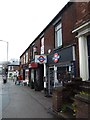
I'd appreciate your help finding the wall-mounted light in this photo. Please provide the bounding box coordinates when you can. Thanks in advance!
[33,46,37,52]
[48,49,52,54]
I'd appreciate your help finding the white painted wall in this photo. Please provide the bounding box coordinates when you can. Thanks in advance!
[78,35,89,80]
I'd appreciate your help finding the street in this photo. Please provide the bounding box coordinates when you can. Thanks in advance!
[0,75,55,118]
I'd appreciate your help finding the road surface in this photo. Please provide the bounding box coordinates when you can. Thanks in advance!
[0,75,55,118]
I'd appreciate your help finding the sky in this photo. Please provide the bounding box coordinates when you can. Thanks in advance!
[0,0,70,62]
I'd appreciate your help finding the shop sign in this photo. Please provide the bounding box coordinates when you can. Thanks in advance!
[35,55,47,64]
[48,46,74,65]
[52,53,59,63]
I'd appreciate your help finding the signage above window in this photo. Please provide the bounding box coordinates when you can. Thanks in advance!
[29,62,38,68]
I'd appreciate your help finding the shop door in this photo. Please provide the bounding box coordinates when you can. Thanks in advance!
[50,68,54,86]
[25,69,29,80]
[48,67,54,94]
[23,69,25,80]
[87,35,90,80]
[57,67,66,83]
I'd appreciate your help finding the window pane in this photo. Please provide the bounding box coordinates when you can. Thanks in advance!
[55,23,62,48]
[40,37,44,54]
[57,30,60,47]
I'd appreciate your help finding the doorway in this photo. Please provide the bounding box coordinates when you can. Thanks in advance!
[87,35,90,80]
[48,67,54,94]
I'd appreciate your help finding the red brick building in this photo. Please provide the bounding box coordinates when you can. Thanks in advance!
[20,1,90,93]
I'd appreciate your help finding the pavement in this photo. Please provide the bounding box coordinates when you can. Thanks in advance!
[0,76,58,119]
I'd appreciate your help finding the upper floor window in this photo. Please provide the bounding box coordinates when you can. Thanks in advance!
[55,22,62,48]
[40,37,44,55]
[24,55,25,64]
[26,52,28,63]
[20,57,23,65]
[32,46,34,59]
[30,43,36,60]
[32,46,38,59]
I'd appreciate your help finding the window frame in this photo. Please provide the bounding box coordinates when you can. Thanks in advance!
[40,36,44,55]
[55,22,62,48]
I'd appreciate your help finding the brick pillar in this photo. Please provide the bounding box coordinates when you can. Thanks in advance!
[52,87,66,112]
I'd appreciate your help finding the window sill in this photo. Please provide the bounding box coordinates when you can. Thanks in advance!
[53,45,63,51]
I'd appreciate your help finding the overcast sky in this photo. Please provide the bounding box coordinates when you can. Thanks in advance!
[0,0,69,62]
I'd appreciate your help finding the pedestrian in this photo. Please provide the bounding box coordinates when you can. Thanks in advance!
[18,75,23,85]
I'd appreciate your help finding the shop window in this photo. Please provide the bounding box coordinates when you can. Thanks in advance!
[55,22,62,48]
[25,69,29,80]
[57,66,72,83]
[57,67,66,83]
[31,69,34,82]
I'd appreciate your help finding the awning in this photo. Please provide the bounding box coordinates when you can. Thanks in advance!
[29,62,38,68]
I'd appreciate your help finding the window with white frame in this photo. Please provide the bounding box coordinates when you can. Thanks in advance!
[40,37,44,55]
[26,52,28,63]
[24,55,25,64]
[32,46,35,59]
[55,22,62,48]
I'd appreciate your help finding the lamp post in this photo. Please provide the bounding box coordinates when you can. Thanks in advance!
[0,40,8,62]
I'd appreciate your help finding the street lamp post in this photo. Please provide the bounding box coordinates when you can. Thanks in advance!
[0,40,8,62]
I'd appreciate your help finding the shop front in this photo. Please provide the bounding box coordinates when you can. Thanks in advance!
[22,64,27,80]
[29,62,44,90]
[47,45,76,94]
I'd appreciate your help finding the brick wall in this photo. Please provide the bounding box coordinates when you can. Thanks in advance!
[75,96,90,118]
[34,38,40,55]
[75,2,90,27]
[62,3,76,46]
[44,25,54,54]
